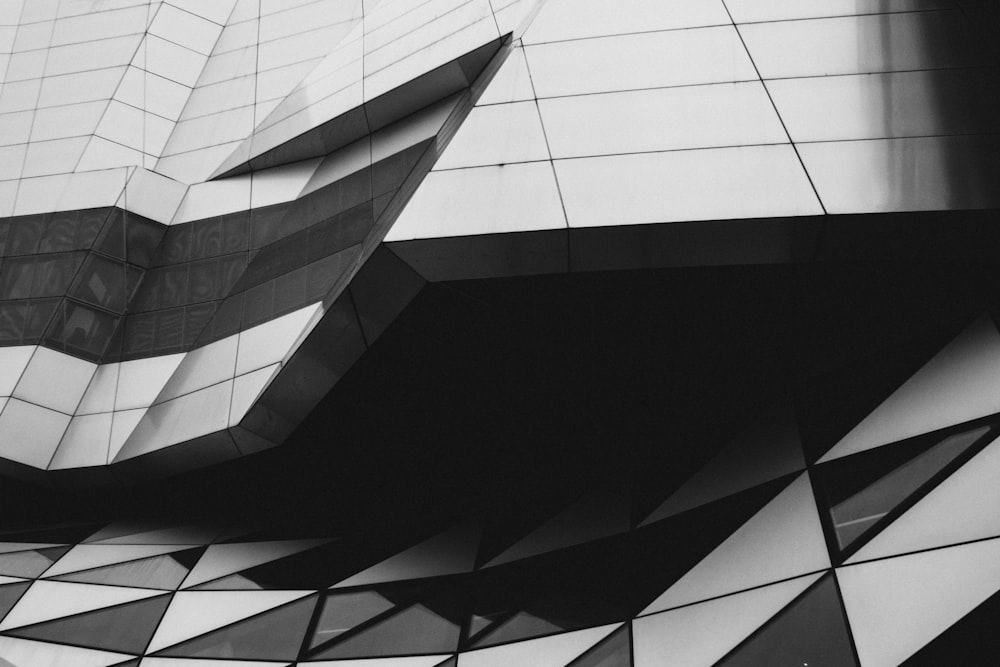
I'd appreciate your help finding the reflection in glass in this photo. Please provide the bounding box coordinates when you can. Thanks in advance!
[829,425,989,550]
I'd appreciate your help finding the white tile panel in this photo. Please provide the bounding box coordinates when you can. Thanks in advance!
[838,538,1000,667]
[115,353,185,411]
[37,66,126,107]
[172,175,251,223]
[229,364,280,426]
[13,346,96,415]
[168,0,237,25]
[29,101,106,142]
[249,159,322,208]
[798,136,1000,214]
[0,346,34,396]
[525,26,757,99]
[435,101,549,170]
[0,581,163,630]
[727,0,952,23]
[386,162,566,241]
[122,167,187,223]
[155,336,237,403]
[109,408,145,462]
[163,105,254,155]
[235,303,322,376]
[76,136,145,171]
[50,5,149,47]
[0,110,32,146]
[458,624,621,667]
[539,82,786,159]
[76,363,119,415]
[0,79,41,113]
[0,398,71,468]
[121,379,232,457]
[477,46,534,105]
[21,136,89,177]
[0,144,25,180]
[522,0,730,44]
[0,638,131,667]
[146,590,312,653]
[44,33,141,77]
[12,21,53,51]
[5,50,46,81]
[155,141,245,184]
[148,3,221,55]
[557,144,822,228]
[116,66,192,120]
[143,35,207,87]
[49,413,112,469]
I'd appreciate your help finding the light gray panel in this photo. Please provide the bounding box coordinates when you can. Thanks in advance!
[539,82,786,159]
[798,135,1000,213]
[556,144,822,228]
[768,69,1000,142]
[526,26,757,99]
[741,11,979,79]
[728,0,951,23]
[523,0,729,43]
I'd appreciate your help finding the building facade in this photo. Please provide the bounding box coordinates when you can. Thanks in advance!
[0,0,998,664]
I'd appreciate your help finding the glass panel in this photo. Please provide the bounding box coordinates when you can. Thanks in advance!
[0,581,30,623]
[156,594,316,659]
[43,301,118,359]
[311,590,463,659]
[826,425,990,551]
[309,590,396,650]
[716,575,856,667]
[8,594,171,654]
[567,623,631,667]
[70,255,142,313]
[51,549,201,590]
[31,252,86,297]
[0,547,69,578]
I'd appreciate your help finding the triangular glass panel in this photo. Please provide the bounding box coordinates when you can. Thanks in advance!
[0,582,29,623]
[311,588,464,659]
[49,548,203,589]
[308,589,398,650]
[813,422,993,557]
[566,622,631,667]
[716,574,857,666]
[4,594,170,654]
[0,546,69,578]
[154,594,317,660]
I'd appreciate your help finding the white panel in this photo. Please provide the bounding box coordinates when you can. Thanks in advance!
[146,590,312,653]
[12,21,52,51]
[42,543,195,578]
[0,397,70,463]
[148,3,221,55]
[229,364,279,426]
[21,136,89,178]
[6,50,47,81]
[0,143,25,179]
[168,0,237,25]
[235,303,323,376]
[109,408,145,462]
[142,660,290,667]
[0,346,34,396]
[15,169,128,216]
[49,413,112,469]
[76,136,145,171]
[164,105,255,155]
[299,136,371,198]
[459,624,621,667]
[182,539,328,588]
[13,347,96,414]
[37,67,127,107]
[386,162,566,241]
[45,33,142,77]
[155,141,243,185]
[798,135,1000,214]
[822,315,1000,462]
[334,520,482,588]
[849,435,1000,563]
[29,100,107,142]
[116,66,192,121]
[556,145,822,228]
[436,101,549,170]
[144,35,207,87]
[478,46,534,105]
[306,659,446,667]
[370,94,459,163]
[0,111,32,147]
[526,26,757,98]
[0,581,163,629]
[633,573,823,667]
[642,401,805,523]
[727,0,951,22]
[0,179,15,216]
[172,175,251,223]
[0,637,131,667]
[538,82,786,159]
[96,99,149,151]
[0,79,41,114]
[156,336,237,403]
[643,473,830,614]
[76,364,119,415]
[838,537,1000,667]
[120,380,232,458]
[123,168,187,223]
[115,353,185,411]
[50,5,148,46]
[522,0,729,43]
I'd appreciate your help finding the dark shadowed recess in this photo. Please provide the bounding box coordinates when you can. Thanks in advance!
[0,259,995,535]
